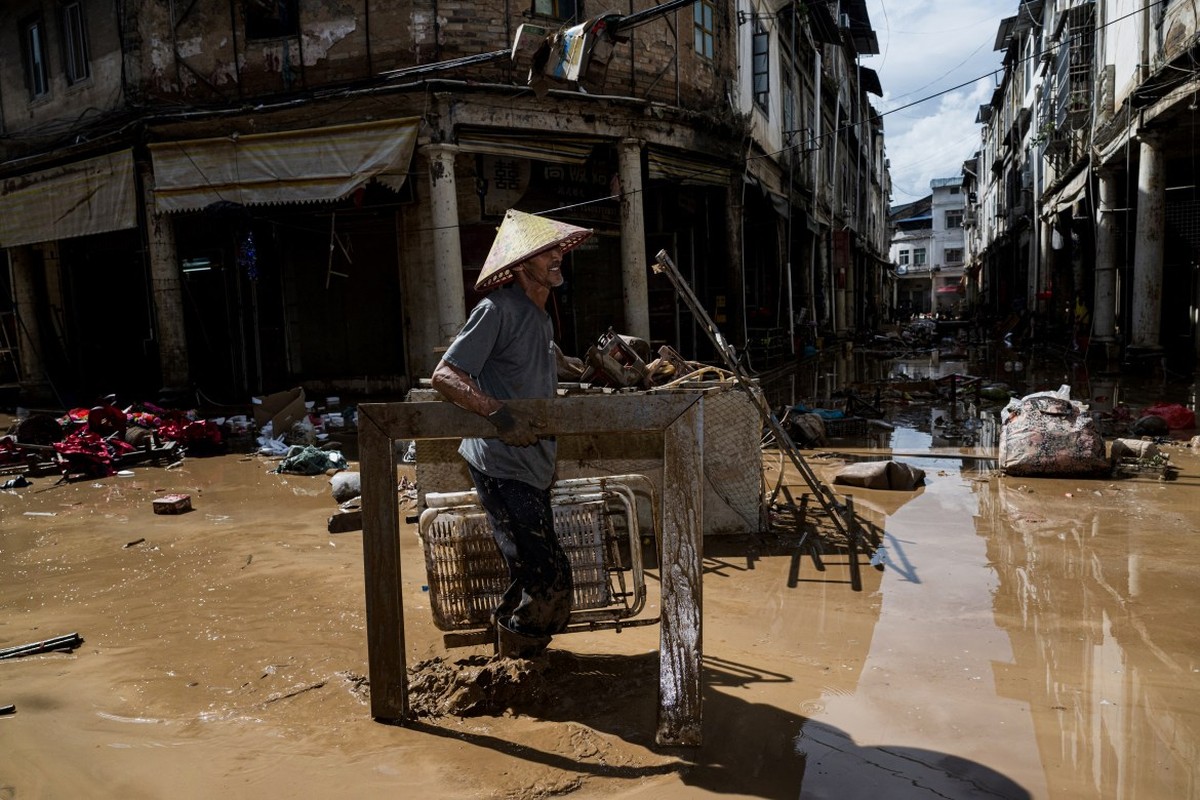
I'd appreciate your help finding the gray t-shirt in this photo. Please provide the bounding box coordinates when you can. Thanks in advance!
[442,285,557,489]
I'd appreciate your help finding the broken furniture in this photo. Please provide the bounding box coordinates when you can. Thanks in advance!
[419,475,657,648]
[408,382,763,537]
[357,393,704,746]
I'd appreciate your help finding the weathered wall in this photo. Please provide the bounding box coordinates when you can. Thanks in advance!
[130,0,729,112]
[0,0,124,145]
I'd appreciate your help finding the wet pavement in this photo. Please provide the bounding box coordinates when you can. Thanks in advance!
[1,350,1198,798]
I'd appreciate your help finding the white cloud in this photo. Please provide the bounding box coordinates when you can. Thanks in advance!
[862,0,1013,202]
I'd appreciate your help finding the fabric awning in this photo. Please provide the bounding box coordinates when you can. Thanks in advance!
[148,117,419,213]
[647,145,732,187]
[0,150,138,248]
[1043,166,1089,217]
[454,129,599,164]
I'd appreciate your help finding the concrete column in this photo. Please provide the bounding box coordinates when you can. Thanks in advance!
[7,246,51,398]
[140,163,190,390]
[834,266,847,336]
[1093,167,1120,344]
[1037,220,1053,316]
[618,139,650,340]
[1131,134,1165,350]
[425,144,466,343]
[726,175,745,348]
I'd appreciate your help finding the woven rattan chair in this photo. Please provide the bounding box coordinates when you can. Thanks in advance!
[418,475,657,647]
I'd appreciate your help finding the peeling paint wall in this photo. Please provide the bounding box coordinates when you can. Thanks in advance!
[108,0,730,111]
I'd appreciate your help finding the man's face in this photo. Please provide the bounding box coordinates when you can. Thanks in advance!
[519,245,565,288]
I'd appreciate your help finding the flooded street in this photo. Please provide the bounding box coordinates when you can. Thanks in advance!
[2,351,1198,799]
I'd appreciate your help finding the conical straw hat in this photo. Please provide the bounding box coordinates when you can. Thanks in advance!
[475,209,594,291]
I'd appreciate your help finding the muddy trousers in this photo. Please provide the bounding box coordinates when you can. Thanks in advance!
[468,466,573,639]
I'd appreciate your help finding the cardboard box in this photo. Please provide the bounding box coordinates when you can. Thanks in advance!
[252,387,306,436]
[152,494,192,514]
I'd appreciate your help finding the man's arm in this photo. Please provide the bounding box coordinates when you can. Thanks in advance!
[431,359,503,417]
[430,359,541,446]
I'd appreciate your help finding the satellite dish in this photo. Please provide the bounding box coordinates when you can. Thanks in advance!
[896,265,908,275]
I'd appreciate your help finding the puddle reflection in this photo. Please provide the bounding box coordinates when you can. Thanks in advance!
[772,344,1199,798]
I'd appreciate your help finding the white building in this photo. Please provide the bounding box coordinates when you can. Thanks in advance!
[889,177,966,318]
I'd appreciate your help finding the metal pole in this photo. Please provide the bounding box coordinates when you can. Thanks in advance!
[653,250,859,549]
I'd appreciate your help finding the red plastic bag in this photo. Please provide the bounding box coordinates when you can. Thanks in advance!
[1141,404,1195,430]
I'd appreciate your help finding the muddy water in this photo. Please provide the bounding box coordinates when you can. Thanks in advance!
[2,395,1199,799]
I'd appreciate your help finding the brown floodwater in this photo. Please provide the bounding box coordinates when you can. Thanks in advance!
[1,356,1198,800]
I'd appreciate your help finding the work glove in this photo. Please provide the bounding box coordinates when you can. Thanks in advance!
[488,404,543,447]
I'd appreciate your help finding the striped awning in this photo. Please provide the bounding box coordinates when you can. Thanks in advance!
[148,117,419,213]
[0,150,137,248]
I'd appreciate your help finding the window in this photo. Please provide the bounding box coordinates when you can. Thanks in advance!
[752,20,769,112]
[693,0,715,59]
[913,248,927,266]
[782,68,796,140]
[948,186,961,195]
[245,0,300,40]
[898,250,910,265]
[945,248,964,264]
[61,2,91,84]
[534,0,579,20]
[21,14,50,99]
[946,210,963,229]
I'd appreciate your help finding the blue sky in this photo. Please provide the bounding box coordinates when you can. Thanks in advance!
[861,0,1015,204]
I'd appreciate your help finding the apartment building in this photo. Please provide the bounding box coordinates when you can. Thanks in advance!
[0,1,890,404]
[965,0,1199,364]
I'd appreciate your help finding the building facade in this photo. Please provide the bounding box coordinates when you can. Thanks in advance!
[965,0,1199,366]
[1,0,889,406]
[889,178,967,319]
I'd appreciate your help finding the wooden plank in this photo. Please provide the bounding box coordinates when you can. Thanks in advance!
[358,393,700,440]
[656,399,704,746]
[358,412,408,722]
[355,391,705,733]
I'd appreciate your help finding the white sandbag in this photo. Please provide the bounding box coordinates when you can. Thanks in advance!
[1109,438,1160,463]
[330,471,361,503]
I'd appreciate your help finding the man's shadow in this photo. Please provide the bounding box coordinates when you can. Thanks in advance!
[403,650,1030,799]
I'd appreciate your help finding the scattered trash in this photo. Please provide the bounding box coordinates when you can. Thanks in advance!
[123,537,146,548]
[23,511,56,517]
[1138,403,1195,431]
[152,494,193,514]
[252,387,308,440]
[0,632,83,660]
[1,476,30,489]
[1110,439,1160,462]
[0,704,15,716]
[330,471,361,504]
[869,547,888,567]
[999,386,1109,477]
[327,509,363,534]
[1129,415,1170,437]
[274,445,348,475]
[833,460,926,491]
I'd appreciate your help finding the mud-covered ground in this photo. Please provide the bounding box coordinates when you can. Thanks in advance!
[2,403,1199,799]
